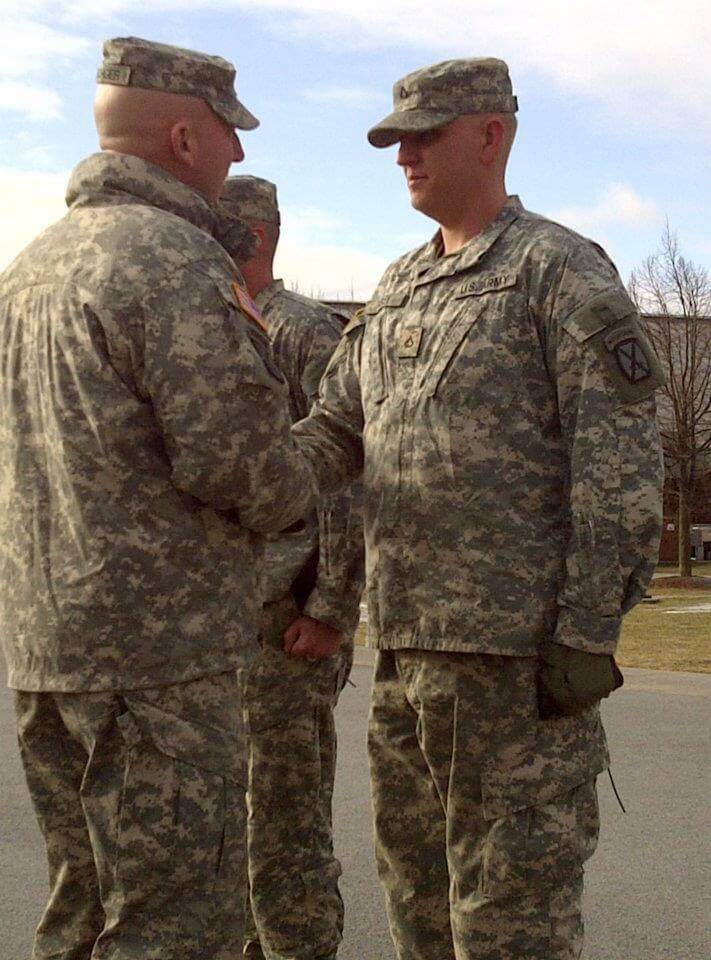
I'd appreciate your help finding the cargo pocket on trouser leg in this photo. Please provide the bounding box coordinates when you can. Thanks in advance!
[102,692,246,960]
[480,780,597,895]
[473,780,599,960]
[114,697,244,885]
[254,859,344,960]
[301,859,344,956]
[459,706,607,960]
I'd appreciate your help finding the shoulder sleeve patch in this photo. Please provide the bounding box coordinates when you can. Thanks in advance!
[562,289,634,343]
[231,281,269,334]
[562,289,665,405]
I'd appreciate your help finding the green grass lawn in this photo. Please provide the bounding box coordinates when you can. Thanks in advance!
[654,560,711,577]
[618,564,711,672]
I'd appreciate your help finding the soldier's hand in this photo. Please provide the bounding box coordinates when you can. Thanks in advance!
[537,640,624,719]
[283,616,342,661]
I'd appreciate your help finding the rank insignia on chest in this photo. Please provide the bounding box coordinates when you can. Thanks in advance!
[613,337,651,383]
[398,326,423,358]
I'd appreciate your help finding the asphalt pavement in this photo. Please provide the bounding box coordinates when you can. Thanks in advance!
[2,655,709,960]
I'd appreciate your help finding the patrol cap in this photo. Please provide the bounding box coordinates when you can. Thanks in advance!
[219,175,280,225]
[97,36,259,131]
[367,57,517,148]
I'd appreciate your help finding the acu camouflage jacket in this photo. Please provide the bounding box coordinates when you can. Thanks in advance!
[255,281,364,636]
[294,197,664,656]
[0,153,317,691]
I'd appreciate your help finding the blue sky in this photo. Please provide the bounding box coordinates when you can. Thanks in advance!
[1,0,710,300]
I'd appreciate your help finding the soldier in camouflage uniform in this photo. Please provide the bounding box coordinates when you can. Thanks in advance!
[218,176,364,960]
[0,37,319,960]
[293,59,664,959]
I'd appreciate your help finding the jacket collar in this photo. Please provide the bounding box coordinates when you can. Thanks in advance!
[254,278,285,312]
[411,195,524,286]
[65,152,218,235]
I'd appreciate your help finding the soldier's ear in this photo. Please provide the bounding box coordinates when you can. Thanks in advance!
[250,224,266,248]
[169,121,198,168]
[481,116,506,165]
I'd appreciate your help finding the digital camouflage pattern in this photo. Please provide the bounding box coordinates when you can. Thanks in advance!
[220,175,281,224]
[0,151,318,691]
[293,194,664,958]
[242,595,352,960]
[368,651,603,960]
[214,207,259,265]
[97,35,259,130]
[237,279,364,960]
[255,279,364,630]
[294,196,664,659]
[15,672,245,960]
[368,57,517,148]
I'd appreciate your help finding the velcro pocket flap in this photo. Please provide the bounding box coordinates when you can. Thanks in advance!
[562,289,635,343]
[121,696,244,784]
[561,290,665,405]
[423,306,485,396]
[362,291,408,315]
[480,708,609,820]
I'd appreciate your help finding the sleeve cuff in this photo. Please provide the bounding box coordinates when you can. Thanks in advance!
[303,584,362,635]
[552,605,621,655]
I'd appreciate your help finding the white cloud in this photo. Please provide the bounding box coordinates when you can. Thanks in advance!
[260,0,711,137]
[4,3,710,135]
[552,183,661,232]
[281,204,342,237]
[397,229,432,249]
[0,17,89,120]
[303,85,384,107]
[276,239,386,301]
[0,82,63,121]
[0,168,383,300]
[276,204,387,299]
[0,167,68,271]
[0,18,89,80]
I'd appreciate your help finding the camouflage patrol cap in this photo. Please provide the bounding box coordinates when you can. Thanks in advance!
[219,175,280,225]
[368,57,517,148]
[97,36,259,130]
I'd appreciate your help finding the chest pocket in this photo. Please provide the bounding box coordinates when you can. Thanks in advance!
[360,293,407,408]
[420,272,519,398]
[420,305,485,397]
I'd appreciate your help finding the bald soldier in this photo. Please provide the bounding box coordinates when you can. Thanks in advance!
[218,176,364,960]
[0,37,318,960]
[293,58,664,959]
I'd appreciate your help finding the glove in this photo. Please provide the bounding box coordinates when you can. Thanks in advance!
[537,641,624,719]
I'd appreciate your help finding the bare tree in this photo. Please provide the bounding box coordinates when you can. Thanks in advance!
[630,224,711,577]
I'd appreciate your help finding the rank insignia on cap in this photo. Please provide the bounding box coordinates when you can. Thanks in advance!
[614,338,651,383]
[231,281,268,333]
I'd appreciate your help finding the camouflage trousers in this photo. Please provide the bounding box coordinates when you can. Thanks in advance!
[241,595,353,960]
[368,650,607,960]
[14,672,247,960]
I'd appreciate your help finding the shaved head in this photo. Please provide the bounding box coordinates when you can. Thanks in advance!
[94,85,207,154]
[93,84,242,201]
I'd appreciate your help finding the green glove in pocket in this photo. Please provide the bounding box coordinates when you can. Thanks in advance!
[537,641,624,719]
